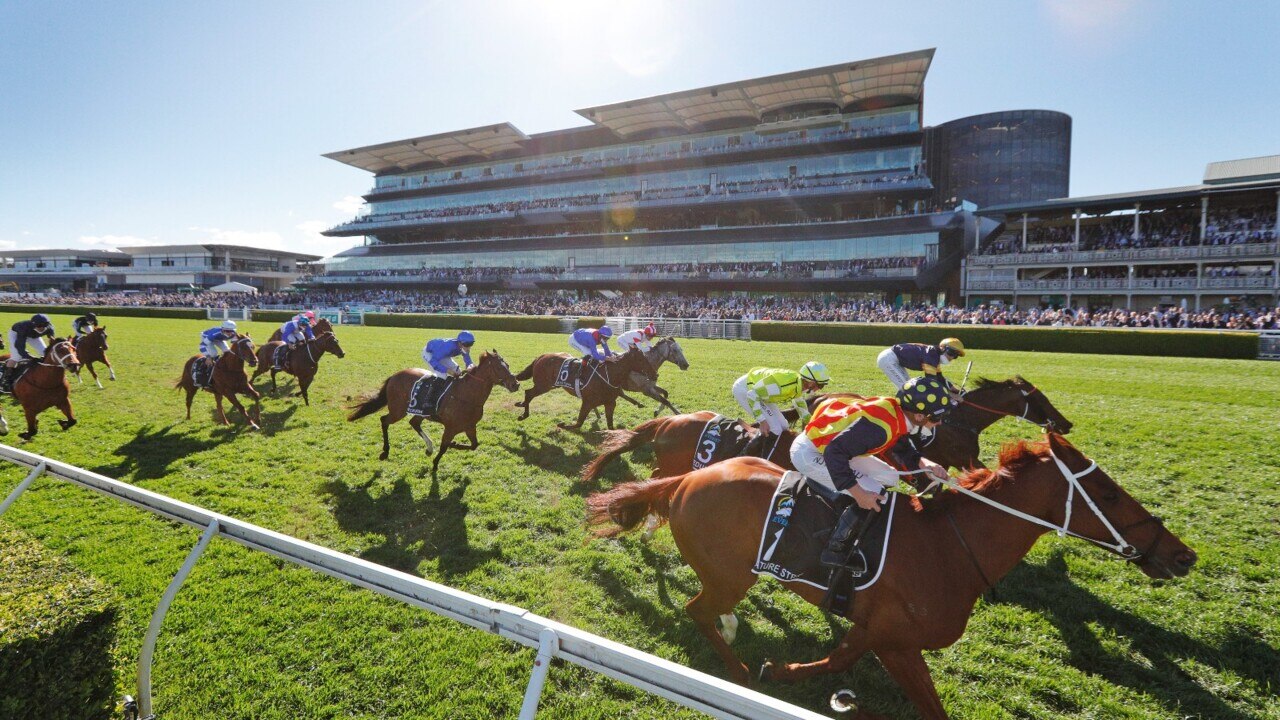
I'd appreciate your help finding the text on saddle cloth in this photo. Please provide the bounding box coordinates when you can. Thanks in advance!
[753,470,897,592]
[191,361,213,389]
[407,375,455,418]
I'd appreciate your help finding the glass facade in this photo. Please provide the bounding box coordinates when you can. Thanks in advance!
[372,107,921,193]
[927,110,1070,209]
[331,232,937,272]
[368,147,922,217]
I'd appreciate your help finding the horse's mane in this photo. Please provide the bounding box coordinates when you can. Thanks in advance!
[917,437,1051,513]
[971,375,1032,393]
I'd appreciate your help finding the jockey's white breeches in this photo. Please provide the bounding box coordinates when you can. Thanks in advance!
[200,339,230,359]
[7,333,47,365]
[568,338,597,358]
[284,331,308,345]
[732,374,787,434]
[423,355,458,379]
[790,433,900,495]
[877,348,911,390]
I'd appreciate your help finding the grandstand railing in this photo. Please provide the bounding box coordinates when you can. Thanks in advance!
[608,316,751,340]
[966,242,1279,266]
[206,307,251,321]
[966,277,1276,292]
[1259,330,1280,360]
[0,444,826,720]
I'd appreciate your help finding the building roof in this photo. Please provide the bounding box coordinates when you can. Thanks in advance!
[1204,154,1280,184]
[978,177,1280,217]
[323,122,531,175]
[575,49,934,138]
[0,248,127,260]
[113,244,321,260]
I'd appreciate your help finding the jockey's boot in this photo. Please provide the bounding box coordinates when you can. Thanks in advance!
[740,429,770,459]
[0,365,11,394]
[820,503,870,575]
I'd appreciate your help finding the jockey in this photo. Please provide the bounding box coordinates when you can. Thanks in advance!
[72,312,98,342]
[569,325,613,363]
[789,376,952,574]
[422,331,476,379]
[616,322,657,353]
[274,315,315,369]
[732,362,830,442]
[199,320,239,368]
[2,314,56,388]
[876,338,966,392]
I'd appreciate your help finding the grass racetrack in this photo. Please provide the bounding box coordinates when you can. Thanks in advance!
[0,312,1277,719]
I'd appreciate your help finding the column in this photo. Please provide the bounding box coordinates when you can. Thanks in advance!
[1066,266,1073,309]
[1132,203,1141,241]
[1200,196,1209,243]
[1022,213,1028,251]
[1274,190,1280,242]
[1074,209,1081,249]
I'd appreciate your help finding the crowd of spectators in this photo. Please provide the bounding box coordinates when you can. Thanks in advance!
[12,290,1278,330]
[979,204,1278,256]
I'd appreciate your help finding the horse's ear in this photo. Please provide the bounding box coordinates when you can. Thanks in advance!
[1045,431,1079,460]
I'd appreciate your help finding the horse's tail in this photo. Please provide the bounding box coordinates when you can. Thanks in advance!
[581,416,665,485]
[174,359,191,388]
[585,473,687,539]
[515,359,537,382]
[347,379,389,421]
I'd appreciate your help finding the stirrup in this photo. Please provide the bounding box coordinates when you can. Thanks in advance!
[820,546,867,575]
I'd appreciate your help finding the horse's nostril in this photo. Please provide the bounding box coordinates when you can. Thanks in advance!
[1176,552,1197,568]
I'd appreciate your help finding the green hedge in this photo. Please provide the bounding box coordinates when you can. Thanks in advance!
[750,321,1259,359]
[249,310,297,324]
[0,303,206,320]
[576,317,607,329]
[364,313,564,333]
[0,527,119,720]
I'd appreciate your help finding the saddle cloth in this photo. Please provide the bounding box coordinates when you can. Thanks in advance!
[407,375,454,418]
[752,470,896,593]
[553,357,608,397]
[273,344,291,369]
[689,415,787,470]
[0,362,34,394]
[191,360,214,389]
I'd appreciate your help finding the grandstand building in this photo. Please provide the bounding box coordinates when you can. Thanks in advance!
[319,49,1070,303]
[964,155,1280,310]
[0,245,320,293]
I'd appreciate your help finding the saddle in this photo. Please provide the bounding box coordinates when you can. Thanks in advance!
[191,359,215,389]
[0,362,34,394]
[407,375,455,418]
[272,344,292,370]
[753,471,896,612]
[689,415,784,470]
[555,357,612,397]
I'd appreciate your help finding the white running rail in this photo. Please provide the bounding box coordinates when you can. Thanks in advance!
[0,445,828,720]
[1260,330,1280,360]
[607,316,751,341]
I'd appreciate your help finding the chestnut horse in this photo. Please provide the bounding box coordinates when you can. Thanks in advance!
[514,347,657,430]
[347,351,521,471]
[581,376,1073,486]
[267,317,333,343]
[251,331,345,405]
[175,335,262,430]
[72,326,116,389]
[585,435,1197,719]
[0,340,81,440]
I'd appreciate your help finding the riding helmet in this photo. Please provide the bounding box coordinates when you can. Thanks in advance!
[597,326,613,338]
[85,312,98,323]
[456,330,476,345]
[31,313,51,328]
[799,361,831,386]
[939,337,966,358]
[221,320,238,332]
[897,376,951,418]
[299,315,312,326]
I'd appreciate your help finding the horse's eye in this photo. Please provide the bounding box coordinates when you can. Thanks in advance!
[1102,491,1119,503]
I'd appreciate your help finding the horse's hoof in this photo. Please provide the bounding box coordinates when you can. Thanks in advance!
[378,452,389,461]
[18,432,34,441]
[758,661,774,683]
[830,689,858,714]
[58,419,76,430]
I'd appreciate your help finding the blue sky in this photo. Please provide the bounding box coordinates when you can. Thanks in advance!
[1,0,1276,257]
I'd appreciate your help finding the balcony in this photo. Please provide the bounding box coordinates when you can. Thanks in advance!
[966,242,1279,266]
[966,276,1276,293]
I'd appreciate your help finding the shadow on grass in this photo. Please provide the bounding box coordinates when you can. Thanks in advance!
[95,423,221,480]
[497,431,597,484]
[994,551,1277,720]
[320,472,498,579]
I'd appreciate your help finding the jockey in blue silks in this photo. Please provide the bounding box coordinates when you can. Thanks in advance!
[569,326,613,362]
[199,321,239,369]
[423,331,476,379]
[281,316,315,346]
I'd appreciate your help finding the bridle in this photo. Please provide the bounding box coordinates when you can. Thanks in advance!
[959,385,1061,431]
[41,341,79,370]
[900,449,1164,567]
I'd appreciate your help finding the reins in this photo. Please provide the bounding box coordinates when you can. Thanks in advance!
[959,386,1055,430]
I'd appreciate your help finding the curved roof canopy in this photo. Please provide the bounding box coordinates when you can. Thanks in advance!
[576,49,934,138]
[324,123,530,175]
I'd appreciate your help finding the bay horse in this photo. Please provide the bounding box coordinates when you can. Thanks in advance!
[620,337,690,416]
[0,340,81,440]
[347,351,521,471]
[175,335,262,430]
[514,347,657,430]
[585,435,1197,719]
[580,376,1073,486]
[72,326,116,389]
[268,317,334,343]
[251,331,345,405]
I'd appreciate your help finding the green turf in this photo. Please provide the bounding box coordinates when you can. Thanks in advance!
[0,312,1276,719]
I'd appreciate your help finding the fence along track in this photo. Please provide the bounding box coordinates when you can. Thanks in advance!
[0,444,828,720]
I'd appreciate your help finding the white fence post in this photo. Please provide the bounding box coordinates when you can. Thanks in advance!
[0,461,45,516]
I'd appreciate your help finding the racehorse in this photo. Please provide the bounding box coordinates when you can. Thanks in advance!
[347,351,521,471]
[619,337,689,416]
[268,317,334,343]
[0,340,81,440]
[514,347,657,430]
[251,331,345,405]
[175,335,262,430]
[585,434,1197,719]
[72,326,116,389]
[580,376,1072,485]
